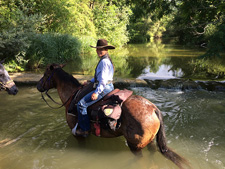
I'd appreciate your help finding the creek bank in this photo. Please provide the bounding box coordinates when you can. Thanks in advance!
[144,78,225,92]
[9,72,149,88]
[10,73,225,92]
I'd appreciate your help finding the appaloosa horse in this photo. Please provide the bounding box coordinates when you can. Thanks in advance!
[37,64,189,169]
[0,60,18,95]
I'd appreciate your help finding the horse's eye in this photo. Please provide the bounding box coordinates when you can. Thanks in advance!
[0,74,3,77]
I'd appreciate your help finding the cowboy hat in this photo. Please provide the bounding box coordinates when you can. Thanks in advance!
[90,39,115,49]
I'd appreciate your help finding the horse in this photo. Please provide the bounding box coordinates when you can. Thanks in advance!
[37,63,189,169]
[0,60,18,95]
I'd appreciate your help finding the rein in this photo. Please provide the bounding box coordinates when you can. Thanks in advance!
[40,68,83,109]
[41,87,82,109]
[41,90,75,109]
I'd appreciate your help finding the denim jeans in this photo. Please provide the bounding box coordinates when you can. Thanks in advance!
[77,83,114,131]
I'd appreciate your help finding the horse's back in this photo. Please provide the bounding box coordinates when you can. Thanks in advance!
[121,95,160,149]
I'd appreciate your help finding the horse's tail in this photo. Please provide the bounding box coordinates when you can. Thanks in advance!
[155,108,190,169]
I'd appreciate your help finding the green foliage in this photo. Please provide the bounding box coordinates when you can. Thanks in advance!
[60,0,97,37]
[128,1,172,43]
[79,36,97,54]
[3,58,26,72]
[168,0,225,45]
[26,33,81,69]
[93,4,131,47]
[0,0,46,71]
[128,17,150,43]
[1,0,225,72]
[201,24,225,59]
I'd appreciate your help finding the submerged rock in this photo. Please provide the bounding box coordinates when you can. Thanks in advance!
[144,78,225,92]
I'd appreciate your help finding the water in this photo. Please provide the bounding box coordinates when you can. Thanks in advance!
[65,43,225,80]
[1,86,225,169]
[1,42,225,168]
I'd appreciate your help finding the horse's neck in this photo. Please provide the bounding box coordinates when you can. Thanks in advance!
[56,80,79,104]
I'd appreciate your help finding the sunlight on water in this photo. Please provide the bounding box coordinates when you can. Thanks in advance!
[138,65,184,80]
[0,86,225,169]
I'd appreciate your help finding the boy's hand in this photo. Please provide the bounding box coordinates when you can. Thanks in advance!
[91,93,98,100]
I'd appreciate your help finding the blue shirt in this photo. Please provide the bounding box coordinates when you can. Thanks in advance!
[90,57,114,96]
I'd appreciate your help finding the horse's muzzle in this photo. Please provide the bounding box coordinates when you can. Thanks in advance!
[37,82,45,92]
[7,85,18,95]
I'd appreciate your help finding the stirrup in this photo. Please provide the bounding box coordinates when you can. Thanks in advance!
[67,111,76,117]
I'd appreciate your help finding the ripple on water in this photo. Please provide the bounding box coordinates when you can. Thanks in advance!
[1,86,225,169]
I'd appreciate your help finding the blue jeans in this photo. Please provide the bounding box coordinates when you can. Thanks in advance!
[77,83,114,131]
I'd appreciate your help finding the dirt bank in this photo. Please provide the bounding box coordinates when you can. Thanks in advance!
[9,72,148,88]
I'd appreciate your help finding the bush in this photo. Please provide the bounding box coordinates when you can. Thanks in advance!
[202,24,225,58]
[26,33,81,69]
[0,5,46,71]
[79,36,97,54]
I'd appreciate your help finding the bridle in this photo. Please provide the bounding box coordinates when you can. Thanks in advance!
[40,70,55,90]
[40,70,81,109]
[0,79,14,91]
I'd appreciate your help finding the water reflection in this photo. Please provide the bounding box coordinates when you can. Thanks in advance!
[65,40,225,80]
[138,65,183,80]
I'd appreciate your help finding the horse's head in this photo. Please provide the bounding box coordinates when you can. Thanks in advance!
[37,63,65,92]
[0,61,18,95]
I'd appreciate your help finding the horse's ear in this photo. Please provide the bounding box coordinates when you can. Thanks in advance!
[60,64,66,68]
[50,65,54,70]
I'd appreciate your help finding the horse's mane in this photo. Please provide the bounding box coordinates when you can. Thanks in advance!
[54,68,81,87]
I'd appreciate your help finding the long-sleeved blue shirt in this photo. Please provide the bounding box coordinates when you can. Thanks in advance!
[90,56,114,96]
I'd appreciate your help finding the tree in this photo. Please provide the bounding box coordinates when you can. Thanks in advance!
[93,2,131,46]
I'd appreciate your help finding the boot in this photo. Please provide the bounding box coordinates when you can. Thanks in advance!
[75,128,89,137]
[72,123,89,137]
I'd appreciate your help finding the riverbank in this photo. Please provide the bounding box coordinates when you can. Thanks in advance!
[9,72,149,88]
[10,72,225,92]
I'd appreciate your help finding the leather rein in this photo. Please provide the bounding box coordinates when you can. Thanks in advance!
[40,71,81,109]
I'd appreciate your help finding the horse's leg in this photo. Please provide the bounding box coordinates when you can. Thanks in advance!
[127,141,143,157]
[147,140,157,152]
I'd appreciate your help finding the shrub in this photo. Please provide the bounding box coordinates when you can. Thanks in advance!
[26,33,81,69]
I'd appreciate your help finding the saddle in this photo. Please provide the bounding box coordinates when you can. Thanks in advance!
[89,88,133,133]
[68,82,133,135]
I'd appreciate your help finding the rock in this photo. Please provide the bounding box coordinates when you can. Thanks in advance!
[10,72,225,92]
[144,78,225,92]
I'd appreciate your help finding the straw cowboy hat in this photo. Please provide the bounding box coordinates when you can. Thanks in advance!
[90,39,115,49]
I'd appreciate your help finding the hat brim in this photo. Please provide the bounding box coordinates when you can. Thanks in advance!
[90,45,115,49]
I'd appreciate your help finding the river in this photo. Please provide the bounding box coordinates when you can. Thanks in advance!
[0,86,225,169]
[0,42,225,169]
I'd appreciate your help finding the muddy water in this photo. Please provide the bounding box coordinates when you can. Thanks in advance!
[0,86,225,169]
